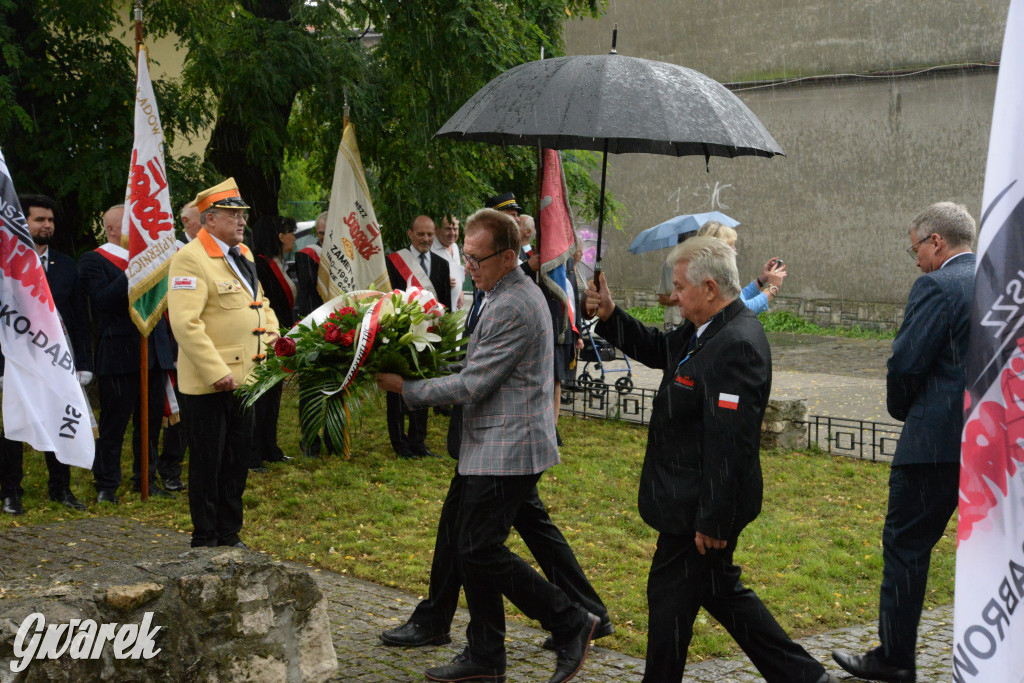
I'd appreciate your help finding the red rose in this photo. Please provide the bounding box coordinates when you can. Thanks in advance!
[324,326,344,345]
[274,336,297,357]
[340,330,356,347]
[336,306,357,318]
[323,322,338,334]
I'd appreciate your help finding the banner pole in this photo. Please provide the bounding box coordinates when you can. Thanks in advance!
[134,0,150,502]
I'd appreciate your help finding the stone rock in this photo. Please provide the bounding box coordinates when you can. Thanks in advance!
[0,549,337,682]
[761,398,808,450]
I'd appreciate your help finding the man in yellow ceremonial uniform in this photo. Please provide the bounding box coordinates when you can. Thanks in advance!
[168,178,280,549]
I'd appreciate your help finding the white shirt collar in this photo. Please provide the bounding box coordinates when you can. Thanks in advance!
[940,251,972,269]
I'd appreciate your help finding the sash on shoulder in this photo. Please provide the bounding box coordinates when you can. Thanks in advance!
[387,250,437,297]
[96,243,129,271]
[299,244,322,265]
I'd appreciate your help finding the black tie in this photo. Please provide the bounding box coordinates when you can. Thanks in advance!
[229,246,256,294]
[419,252,428,275]
[466,290,484,334]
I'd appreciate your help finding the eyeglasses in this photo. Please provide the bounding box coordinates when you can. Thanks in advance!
[906,235,929,259]
[216,210,248,222]
[464,251,502,270]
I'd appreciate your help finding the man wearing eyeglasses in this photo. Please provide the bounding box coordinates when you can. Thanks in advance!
[833,202,976,683]
[167,178,280,549]
[377,208,599,683]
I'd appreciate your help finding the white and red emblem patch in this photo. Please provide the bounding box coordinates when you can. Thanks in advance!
[717,393,739,410]
[171,276,196,290]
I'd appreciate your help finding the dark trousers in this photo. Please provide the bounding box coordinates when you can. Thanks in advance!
[877,463,959,668]
[158,381,187,481]
[93,372,164,493]
[180,391,253,547]
[252,383,285,466]
[0,436,70,500]
[644,532,825,683]
[411,470,608,634]
[457,473,585,669]
[386,392,427,454]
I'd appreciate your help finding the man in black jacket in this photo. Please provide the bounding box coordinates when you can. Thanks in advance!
[585,236,836,683]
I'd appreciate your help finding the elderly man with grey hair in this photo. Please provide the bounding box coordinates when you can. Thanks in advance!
[833,202,975,683]
[585,236,838,683]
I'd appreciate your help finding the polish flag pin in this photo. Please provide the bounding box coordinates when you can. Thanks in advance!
[718,393,739,410]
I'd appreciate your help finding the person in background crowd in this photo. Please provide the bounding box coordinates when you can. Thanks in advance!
[656,233,690,331]
[167,178,280,549]
[431,214,465,312]
[79,204,176,503]
[384,215,451,460]
[295,211,327,458]
[178,201,201,247]
[585,237,839,683]
[832,202,976,683]
[1,194,93,515]
[696,221,786,314]
[249,215,298,471]
[296,211,326,318]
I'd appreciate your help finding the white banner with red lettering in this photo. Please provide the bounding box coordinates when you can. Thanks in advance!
[123,45,176,336]
[954,1,1024,681]
[318,121,389,301]
[0,150,94,468]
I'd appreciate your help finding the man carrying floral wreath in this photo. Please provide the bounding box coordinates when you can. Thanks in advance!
[377,208,597,683]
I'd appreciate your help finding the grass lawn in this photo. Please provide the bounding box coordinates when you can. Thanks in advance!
[0,385,955,661]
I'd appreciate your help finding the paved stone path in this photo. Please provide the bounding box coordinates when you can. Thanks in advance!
[2,516,952,682]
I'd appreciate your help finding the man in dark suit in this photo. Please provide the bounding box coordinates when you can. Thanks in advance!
[379,283,612,651]
[586,236,836,683]
[832,203,976,683]
[78,205,176,503]
[1,194,92,515]
[384,215,451,459]
[377,209,597,683]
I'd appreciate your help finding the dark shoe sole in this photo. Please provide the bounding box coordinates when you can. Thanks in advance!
[424,670,505,683]
[380,632,452,647]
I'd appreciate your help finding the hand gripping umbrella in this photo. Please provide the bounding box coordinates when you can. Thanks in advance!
[435,28,784,284]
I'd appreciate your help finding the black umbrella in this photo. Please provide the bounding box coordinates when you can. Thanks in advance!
[435,30,784,281]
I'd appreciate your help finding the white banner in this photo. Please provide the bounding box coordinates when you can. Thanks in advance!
[954,1,1024,681]
[318,121,389,301]
[124,45,176,336]
[0,150,94,468]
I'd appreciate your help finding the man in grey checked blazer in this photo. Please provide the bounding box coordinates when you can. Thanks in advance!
[377,208,597,683]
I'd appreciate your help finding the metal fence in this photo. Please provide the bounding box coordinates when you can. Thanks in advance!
[561,379,903,461]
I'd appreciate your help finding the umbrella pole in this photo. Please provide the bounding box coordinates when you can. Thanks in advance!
[594,138,609,292]
[535,147,543,282]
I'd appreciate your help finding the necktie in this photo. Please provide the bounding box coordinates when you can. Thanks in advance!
[466,291,484,334]
[419,252,428,275]
[229,246,256,294]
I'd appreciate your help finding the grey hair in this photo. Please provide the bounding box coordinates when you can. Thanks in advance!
[519,214,535,242]
[910,202,976,249]
[316,210,329,227]
[200,207,217,226]
[667,236,742,300]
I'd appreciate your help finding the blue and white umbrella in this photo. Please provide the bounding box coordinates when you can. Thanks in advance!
[627,211,740,255]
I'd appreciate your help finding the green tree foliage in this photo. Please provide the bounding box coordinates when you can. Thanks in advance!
[1,0,611,251]
[0,0,202,251]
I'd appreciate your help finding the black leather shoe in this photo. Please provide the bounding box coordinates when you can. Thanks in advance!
[96,490,118,504]
[548,611,598,683]
[267,455,294,462]
[543,615,614,650]
[832,649,915,682]
[380,620,452,647]
[424,650,505,682]
[50,489,87,511]
[2,496,25,515]
[397,448,423,459]
[217,540,248,549]
[162,477,186,492]
[413,447,442,459]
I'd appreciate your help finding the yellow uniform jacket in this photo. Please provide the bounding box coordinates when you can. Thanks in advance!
[168,228,281,395]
